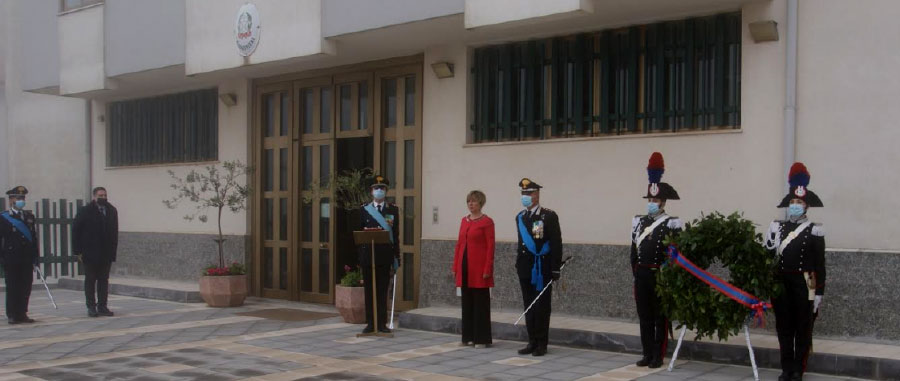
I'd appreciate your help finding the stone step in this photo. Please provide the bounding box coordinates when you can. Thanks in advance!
[399,307,900,380]
[57,277,202,303]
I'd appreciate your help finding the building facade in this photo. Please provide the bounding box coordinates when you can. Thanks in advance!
[7,0,900,341]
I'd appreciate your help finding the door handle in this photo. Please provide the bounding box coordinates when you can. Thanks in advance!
[319,243,328,249]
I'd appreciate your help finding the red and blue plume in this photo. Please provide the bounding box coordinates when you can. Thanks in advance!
[647,152,665,183]
[788,162,810,187]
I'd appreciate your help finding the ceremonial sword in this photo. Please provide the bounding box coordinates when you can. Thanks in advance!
[514,256,574,326]
[34,265,58,309]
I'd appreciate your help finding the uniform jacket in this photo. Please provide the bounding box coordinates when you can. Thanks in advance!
[73,201,119,263]
[630,213,683,271]
[452,215,495,288]
[765,218,826,295]
[0,209,39,266]
[357,201,401,266]
[515,206,563,280]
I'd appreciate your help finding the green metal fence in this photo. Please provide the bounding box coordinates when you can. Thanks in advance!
[0,198,85,279]
[471,12,741,143]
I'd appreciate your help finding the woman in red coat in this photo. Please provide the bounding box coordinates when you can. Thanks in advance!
[452,190,495,348]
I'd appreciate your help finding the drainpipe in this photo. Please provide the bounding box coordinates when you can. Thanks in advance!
[85,100,92,200]
[783,0,798,192]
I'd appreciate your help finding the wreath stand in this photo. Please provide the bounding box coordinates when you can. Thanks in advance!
[667,321,760,381]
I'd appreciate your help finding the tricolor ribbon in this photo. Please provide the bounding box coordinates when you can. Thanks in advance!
[665,245,772,327]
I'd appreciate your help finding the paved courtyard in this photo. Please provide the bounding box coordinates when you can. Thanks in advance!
[0,289,866,380]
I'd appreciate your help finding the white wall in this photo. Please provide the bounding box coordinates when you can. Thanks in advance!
[185,0,333,76]
[796,0,900,251]
[91,80,251,235]
[105,0,186,77]
[423,1,789,246]
[465,0,593,29]
[58,4,107,95]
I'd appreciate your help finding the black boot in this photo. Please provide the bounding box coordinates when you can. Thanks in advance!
[636,357,651,367]
[517,343,536,355]
[97,305,114,317]
[648,357,663,368]
[87,306,99,318]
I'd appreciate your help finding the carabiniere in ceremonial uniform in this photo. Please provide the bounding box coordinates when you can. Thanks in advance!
[765,163,826,381]
[515,178,562,357]
[358,175,401,335]
[630,153,682,368]
[0,186,40,324]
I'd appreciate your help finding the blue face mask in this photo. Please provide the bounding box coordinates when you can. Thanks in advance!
[14,200,26,210]
[372,189,386,200]
[521,195,533,208]
[788,204,805,217]
[647,202,660,215]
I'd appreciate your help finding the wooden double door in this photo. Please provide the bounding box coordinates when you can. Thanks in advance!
[252,61,422,311]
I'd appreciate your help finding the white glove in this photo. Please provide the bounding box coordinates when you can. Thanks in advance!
[813,295,823,313]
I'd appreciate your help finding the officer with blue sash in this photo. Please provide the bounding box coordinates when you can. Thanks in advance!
[631,153,682,368]
[515,178,562,357]
[358,175,400,334]
[1,186,40,324]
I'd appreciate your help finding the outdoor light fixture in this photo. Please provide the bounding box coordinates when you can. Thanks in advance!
[431,62,454,79]
[749,20,778,42]
[219,93,238,107]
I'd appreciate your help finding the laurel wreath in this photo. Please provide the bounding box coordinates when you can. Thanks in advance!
[657,212,782,341]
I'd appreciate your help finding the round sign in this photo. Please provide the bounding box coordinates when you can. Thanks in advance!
[235,3,261,57]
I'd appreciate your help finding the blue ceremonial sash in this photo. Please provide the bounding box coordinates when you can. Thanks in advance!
[1,211,33,243]
[363,203,394,244]
[518,212,550,291]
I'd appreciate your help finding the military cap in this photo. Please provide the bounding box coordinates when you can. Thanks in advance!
[643,152,680,200]
[370,175,389,188]
[519,178,542,193]
[777,162,823,208]
[6,186,28,197]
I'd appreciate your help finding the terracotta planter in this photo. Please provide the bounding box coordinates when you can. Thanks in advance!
[335,285,366,323]
[199,275,248,307]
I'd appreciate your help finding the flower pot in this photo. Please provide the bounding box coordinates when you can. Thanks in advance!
[199,274,248,307]
[335,285,366,324]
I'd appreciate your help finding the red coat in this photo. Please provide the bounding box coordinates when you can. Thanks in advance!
[452,215,495,288]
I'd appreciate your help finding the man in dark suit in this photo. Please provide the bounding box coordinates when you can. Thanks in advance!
[0,186,40,324]
[515,178,562,357]
[357,175,401,334]
[73,187,119,318]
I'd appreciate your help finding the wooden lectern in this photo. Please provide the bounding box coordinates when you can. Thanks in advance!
[353,229,394,338]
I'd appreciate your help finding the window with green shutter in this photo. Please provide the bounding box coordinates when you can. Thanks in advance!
[470,12,741,143]
[107,89,218,166]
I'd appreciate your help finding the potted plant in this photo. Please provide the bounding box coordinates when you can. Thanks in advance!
[335,265,366,323]
[163,160,252,307]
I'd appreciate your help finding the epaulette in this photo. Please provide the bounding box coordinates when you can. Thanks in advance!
[631,216,641,229]
[666,217,683,230]
[811,223,825,237]
[542,207,555,214]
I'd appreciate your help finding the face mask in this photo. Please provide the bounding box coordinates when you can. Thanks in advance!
[788,204,805,217]
[372,189,386,200]
[521,195,533,208]
[647,202,660,215]
[97,198,109,206]
[13,200,26,210]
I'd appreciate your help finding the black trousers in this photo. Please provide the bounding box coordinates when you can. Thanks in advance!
[634,266,668,361]
[84,261,112,308]
[362,263,391,330]
[460,251,492,345]
[3,262,33,319]
[773,273,814,374]
[519,277,552,348]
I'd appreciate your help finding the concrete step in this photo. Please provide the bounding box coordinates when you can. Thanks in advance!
[57,276,202,303]
[399,307,900,380]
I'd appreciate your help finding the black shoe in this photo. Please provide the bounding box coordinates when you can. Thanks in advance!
[87,306,99,318]
[19,316,36,323]
[790,372,803,381]
[97,306,114,317]
[517,344,536,355]
[361,326,374,334]
[8,318,20,325]
[378,327,392,334]
[636,357,651,367]
[648,358,663,368]
[532,347,547,357]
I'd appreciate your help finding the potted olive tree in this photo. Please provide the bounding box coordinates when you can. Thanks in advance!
[163,160,251,307]
[306,168,373,322]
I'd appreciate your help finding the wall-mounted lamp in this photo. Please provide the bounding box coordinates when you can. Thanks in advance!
[219,93,238,107]
[749,20,779,43]
[431,62,454,79]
